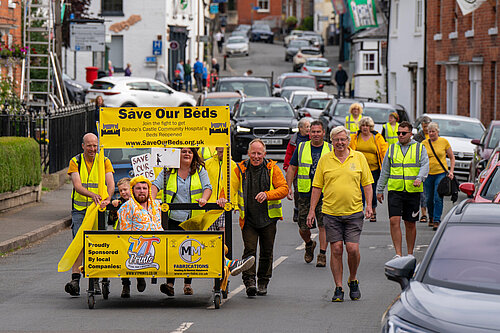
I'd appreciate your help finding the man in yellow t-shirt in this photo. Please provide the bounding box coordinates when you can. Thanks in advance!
[65,133,115,297]
[307,126,373,303]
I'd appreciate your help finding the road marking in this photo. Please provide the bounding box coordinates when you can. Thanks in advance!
[170,322,193,333]
[295,233,318,250]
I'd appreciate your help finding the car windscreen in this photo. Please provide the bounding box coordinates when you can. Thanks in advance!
[282,77,316,88]
[239,101,294,118]
[91,81,114,90]
[480,166,500,200]
[432,119,485,139]
[253,25,270,31]
[203,97,239,110]
[228,38,246,44]
[332,103,352,117]
[301,49,321,55]
[305,60,328,67]
[289,40,309,48]
[487,126,500,149]
[218,81,270,97]
[104,148,151,164]
[363,107,395,124]
[306,98,330,110]
[424,224,500,293]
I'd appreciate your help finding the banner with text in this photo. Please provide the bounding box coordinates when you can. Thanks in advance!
[99,106,230,148]
[348,0,378,32]
[84,232,224,278]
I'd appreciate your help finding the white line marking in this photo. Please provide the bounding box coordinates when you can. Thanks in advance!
[273,255,288,269]
[295,233,318,250]
[170,322,193,333]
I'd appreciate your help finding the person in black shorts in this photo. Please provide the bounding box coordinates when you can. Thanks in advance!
[376,121,429,259]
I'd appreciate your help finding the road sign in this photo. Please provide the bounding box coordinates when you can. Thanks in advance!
[69,23,105,52]
[210,3,219,13]
[152,40,162,55]
[252,6,260,10]
[169,40,179,50]
[211,0,228,3]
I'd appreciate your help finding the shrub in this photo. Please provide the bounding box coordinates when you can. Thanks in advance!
[285,16,298,27]
[0,137,41,193]
[298,16,314,31]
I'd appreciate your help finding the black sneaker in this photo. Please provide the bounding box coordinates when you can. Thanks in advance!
[332,286,344,302]
[64,279,80,296]
[257,283,267,296]
[229,256,255,276]
[245,284,257,297]
[348,280,361,300]
[121,284,130,298]
[137,278,146,292]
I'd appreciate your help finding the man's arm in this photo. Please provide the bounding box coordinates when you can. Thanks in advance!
[376,148,391,194]
[70,172,101,206]
[416,145,429,183]
[100,172,115,208]
[306,186,322,227]
[362,184,373,218]
[285,165,298,200]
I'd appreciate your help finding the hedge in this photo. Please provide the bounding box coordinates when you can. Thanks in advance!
[0,137,41,193]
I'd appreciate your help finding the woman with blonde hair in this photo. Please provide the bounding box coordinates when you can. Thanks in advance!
[345,102,363,133]
[349,116,388,222]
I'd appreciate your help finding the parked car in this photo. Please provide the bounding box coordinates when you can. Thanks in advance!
[234,24,251,34]
[284,39,310,62]
[297,95,334,119]
[230,30,250,41]
[224,36,249,57]
[214,77,271,97]
[319,98,360,139]
[469,120,500,182]
[62,73,91,104]
[300,57,332,84]
[363,102,411,133]
[301,31,324,49]
[273,72,320,96]
[230,97,298,161]
[284,30,304,47]
[85,77,196,107]
[459,146,500,202]
[414,114,485,181]
[250,24,274,43]
[280,86,316,102]
[196,91,244,116]
[288,90,328,109]
[382,201,500,333]
[293,47,322,72]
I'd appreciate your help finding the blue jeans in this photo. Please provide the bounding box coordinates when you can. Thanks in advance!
[184,75,192,91]
[424,173,446,223]
[337,84,346,98]
[362,169,380,210]
[71,209,87,238]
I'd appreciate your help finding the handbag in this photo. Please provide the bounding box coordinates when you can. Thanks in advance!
[428,139,456,197]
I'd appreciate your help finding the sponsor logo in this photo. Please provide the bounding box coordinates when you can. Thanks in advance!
[125,236,160,270]
[179,239,205,264]
[411,211,419,218]
[209,121,228,135]
[101,123,120,136]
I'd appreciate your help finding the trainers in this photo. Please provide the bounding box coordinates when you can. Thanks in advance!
[64,279,80,296]
[257,283,267,296]
[228,256,255,276]
[245,284,257,297]
[332,286,344,302]
[316,253,327,267]
[392,254,401,260]
[137,278,146,292]
[160,283,175,296]
[121,284,130,298]
[304,240,316,263]
[348,280,361,300]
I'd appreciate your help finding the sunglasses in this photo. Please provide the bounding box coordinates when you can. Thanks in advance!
[397,131,410,136]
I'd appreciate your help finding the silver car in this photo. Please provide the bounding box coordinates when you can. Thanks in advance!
[225,36,249,57]
[300,58,332,84]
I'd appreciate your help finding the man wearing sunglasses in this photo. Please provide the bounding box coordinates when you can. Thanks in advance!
[376,121,429,259]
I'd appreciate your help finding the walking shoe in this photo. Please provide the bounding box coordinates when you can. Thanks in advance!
[392,254,401,260]
[183,285,194,295]
[316,253,327,267]
[93,279,102,295]
[121,284,130,298]
[228,256,255,276]
[137,278,146,292]
[257,282,267,296]
[332,286,344,302]
[64,279,80,296]
[245,284,257,297]
[304,240,316,263]
[348,280,361,300]
[160,283,175,296]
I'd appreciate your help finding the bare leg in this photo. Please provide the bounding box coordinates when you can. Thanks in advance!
[389,216,403,256]
[404,221,417,255]
[345,242,360,282]
[330,241,344,287]
[318,226,327,251]
[299,228,312,243]
[72,250,83,274]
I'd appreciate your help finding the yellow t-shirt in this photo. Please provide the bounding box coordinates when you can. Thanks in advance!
[67,155,114,175]
[312,149,374,216]
[355,136,379,171]
[423,137,451,175]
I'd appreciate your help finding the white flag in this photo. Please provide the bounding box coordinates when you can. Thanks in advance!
[456,0,487,15]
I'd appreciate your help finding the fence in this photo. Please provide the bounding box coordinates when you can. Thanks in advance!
[0,103,95,174]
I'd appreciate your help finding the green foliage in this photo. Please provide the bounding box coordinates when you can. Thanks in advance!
[0,137,41,193]
[0,77,23,113]
[285,16,298,27]
[298,16,314,31]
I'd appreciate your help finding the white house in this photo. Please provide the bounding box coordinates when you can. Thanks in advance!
[386,0,425,120]
[63,0,209,83]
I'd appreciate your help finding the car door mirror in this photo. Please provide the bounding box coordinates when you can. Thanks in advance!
[459,182,475,197]
[471,138,482,146]
[384,256,416,290]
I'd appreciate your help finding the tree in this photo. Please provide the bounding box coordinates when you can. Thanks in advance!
[61,0,91,48]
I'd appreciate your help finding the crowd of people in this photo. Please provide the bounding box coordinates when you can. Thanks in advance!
[157,57,220,92]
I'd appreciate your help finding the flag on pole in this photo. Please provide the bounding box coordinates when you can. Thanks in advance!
[348,0,378,31]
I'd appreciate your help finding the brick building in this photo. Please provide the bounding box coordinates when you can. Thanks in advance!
[426,0,499,125]
[0,0,23,94]
[237,0,282,29]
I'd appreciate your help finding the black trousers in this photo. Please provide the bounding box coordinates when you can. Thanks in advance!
[165,218,192,285]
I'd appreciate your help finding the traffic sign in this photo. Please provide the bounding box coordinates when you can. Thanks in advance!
[169,40,179,50]
[252,6,260,10]
[70,23,105,52]
[210,3,219,13]
[152,40,162,55]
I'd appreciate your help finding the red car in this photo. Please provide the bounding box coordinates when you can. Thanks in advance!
[460,147,500,202]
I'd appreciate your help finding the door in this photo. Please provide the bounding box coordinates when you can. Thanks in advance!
[109,35,124,72]
[148,82,175,106]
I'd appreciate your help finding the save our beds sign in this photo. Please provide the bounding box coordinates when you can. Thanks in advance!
[99,106,230,148]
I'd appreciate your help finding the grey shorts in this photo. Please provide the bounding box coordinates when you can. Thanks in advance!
[71,209,87,238]
[323,211,364,244]
[297,196,324,230]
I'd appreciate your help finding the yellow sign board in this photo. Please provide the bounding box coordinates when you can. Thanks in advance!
[99,106,230,148]
[84,231,224,278]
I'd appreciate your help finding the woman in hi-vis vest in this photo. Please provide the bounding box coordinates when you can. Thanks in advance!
[151,147,212,297]
[345,102,363,133]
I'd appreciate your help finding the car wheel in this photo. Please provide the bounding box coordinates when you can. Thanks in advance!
[121,103,136,107]
[246,53,249,56]
[179,103,193,107]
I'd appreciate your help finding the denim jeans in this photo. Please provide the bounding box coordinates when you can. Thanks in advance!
[424,173,446,222]
[361,169,380,210]
[184,75,192,91]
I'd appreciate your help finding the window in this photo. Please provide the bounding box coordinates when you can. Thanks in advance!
[101,0,123,16]
[127,82,149,91]
[391,0,399,35]
[359,51,378,74]
[446,65,458,115]
[469,65,482,119]
[149,82,171,94]
[109,35,123,71]
[258,0,269,12]
[415,0,423,33]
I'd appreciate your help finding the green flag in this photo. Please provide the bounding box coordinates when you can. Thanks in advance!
[348,0,378,31]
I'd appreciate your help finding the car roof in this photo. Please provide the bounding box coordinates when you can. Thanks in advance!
[449,202,500,223]
[363,102,397,109]
[305,57,328,62]
[291,90,327,96]
[281,86,315,91]
[280,73,316,79]
[241,97,288,102]
[219,77,268,83]
[204,92,243,98]
[299,47,321,51]
[421,113,482,123]
[93,76,158,83]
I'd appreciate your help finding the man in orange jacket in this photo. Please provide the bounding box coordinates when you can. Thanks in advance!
[234,139,288,297]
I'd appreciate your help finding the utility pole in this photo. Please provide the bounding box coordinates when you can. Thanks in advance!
[54,0,62,66]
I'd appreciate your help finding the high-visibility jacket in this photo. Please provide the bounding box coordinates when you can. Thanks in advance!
[165,169,204,218]
[199,147,216,160]
[345,114,361,132]
[387,143,424,193]
[297,141,332,193]
[383,122,399,144]
[71,153,107,211]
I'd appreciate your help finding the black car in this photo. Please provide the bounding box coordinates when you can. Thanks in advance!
[319,98,360,139]
[61,73,91,104]
[382,201,500,333]
[231,97,298,161]
[250,24,274,43]
[285,39,310,61]
[214,77,271,97]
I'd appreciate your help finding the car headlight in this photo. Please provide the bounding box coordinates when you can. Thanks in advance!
[292,127,299,133]
[237,126,251,133]
[384,315,430,333]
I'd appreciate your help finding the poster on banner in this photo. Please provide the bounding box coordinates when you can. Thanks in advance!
[348,0,378,31]
[131,153,155,180]
[331,0,347,14]
[99,106,230,148]
[151,148,180,168]
[84,232,224,278]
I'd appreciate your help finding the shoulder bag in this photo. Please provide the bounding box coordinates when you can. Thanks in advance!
[428,139,456,197]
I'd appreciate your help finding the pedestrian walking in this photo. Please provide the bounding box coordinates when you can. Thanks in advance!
[215,30,224,54]
[381,112,399,144]
[154,65,169,84]
[414,116,432,225]
[234,139,288,296]
[193,57,204,92]
[172,70,183,91]
[184,59,193,92]
[124,63,132,76]
[176,60,185,91]
[212,58,220,74]
[286,120,332,267]
[307,126,373,302]
[107,60,114,76]
[376,121,429,259]
[202,62,208,90]
[93,95,105,136]
[345,102,363,133]
[64,133,115,296]
[422,122,455,231]
[334,64,348,98]
[243,69,253,76]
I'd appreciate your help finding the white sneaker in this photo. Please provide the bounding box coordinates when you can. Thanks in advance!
[407,254,415,259]
[392,254,401,260]
[229,256,255,276]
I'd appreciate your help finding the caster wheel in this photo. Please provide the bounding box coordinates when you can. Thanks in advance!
[87,294,95,309]
[214,294,221,309]
[102,282,110,300]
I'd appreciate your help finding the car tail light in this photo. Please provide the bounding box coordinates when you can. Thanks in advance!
[304,112,311,117]
[297,54,303,58]
[103,91,121,96]
[326,68,332,72]
[303,66,308,71]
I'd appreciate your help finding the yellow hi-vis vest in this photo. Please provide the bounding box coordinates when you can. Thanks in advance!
[199,147,215,160]
[297,141,332,193]
[383,122,399,144]
[237,163,283,220]
[345,114,360,132]
[165,169,204,218]
[71,153,105,211]
[387,143,424,193]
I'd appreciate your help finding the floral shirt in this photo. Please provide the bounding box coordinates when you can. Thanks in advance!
[118,199,163,231]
